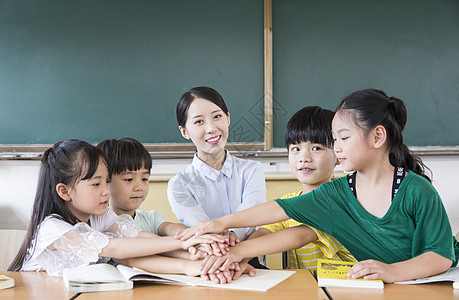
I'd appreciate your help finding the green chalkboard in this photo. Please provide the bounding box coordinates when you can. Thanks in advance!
[0,0,264,144]
[272,0,459,147]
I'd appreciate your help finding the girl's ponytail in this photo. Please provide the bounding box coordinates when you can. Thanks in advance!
[387,96,431,182]
[337,89,431,182]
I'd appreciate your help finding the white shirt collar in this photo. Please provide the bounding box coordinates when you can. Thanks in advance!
[191,150,234,181]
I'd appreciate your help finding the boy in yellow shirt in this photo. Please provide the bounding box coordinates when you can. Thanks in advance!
[199,106,356,276]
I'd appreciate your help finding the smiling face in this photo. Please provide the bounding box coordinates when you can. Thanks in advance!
[180,97,230,166]
[288,141,338,193]
[109,168,150,216]
[64,158,110,222]
[332,111,373,172]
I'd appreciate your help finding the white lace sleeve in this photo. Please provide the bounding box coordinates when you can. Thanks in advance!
[34,222,109,277]
[104,214,142,238]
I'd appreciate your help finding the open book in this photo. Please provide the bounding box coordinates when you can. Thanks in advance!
[63,263,296,293]
[395,267,459,289]
[317,259,384,289]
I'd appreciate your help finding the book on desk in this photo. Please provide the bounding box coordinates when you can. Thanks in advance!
[63,263,296,293]
[317,259,384,289]
[395,267,459,289]
[0,275,15,290]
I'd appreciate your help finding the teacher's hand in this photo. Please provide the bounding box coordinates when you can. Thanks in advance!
[176,219,226,241]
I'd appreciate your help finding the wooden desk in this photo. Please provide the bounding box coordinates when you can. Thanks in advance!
[0,271,73,299]
[326,282,459,299]
[0,270,328,300]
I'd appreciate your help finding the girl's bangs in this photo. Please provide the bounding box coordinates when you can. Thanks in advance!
[78,148,106,181]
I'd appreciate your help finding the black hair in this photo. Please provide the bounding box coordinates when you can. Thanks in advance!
[8,139,107,271]
[176,86,229,128]
[97,137,152,176]
[336,88,431,182]
[285,106,335,149]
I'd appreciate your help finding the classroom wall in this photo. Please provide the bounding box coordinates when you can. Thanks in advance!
[1,156,458,233]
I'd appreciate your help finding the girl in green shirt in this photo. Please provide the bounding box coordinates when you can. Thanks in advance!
[177,88,458,283]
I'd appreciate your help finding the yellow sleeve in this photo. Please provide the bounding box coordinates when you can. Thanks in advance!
[260,191,302,233]
[260,221,287,232]
[308,226,356,262]
[337,247,357,262]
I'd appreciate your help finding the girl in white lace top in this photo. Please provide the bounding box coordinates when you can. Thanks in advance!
[8,139,223,277]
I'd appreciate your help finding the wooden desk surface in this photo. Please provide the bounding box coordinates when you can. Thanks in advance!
[3,270,458,300]
[327,282,459,300]
[0,270,328,300]
[0,271,72,299]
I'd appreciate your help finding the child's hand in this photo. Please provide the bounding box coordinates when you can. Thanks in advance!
[232,258,256,281]
[192,241,227,257]
[206,242,229,256]
[200,250,243,276]
[347,259,398,283]
[221,229,239,247]
[182,234,225,250]
[176,219,225,241]
[193,243,213,256]
[202,269,235,284]
[202,233,230,255]
[188,246,207,260]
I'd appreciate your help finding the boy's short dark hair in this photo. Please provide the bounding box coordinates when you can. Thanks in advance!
[97,137,152,176]
[284,106,335,149]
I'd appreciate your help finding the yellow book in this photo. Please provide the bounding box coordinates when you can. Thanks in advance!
[0,275,15,290]
[317,259,384,289]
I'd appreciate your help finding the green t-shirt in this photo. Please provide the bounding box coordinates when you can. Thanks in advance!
[275,171,457,265]
[134,210,167,235]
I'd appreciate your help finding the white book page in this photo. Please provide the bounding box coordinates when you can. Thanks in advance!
[117,265,202,285]
[197,270,296,292]
[395,267,459,285]
[64,264,126,283]
[117,265,295,291]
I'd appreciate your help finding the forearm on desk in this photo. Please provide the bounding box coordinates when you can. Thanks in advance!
[391,251,453,282]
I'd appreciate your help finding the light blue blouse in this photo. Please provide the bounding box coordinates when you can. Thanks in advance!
[167,150,267,240]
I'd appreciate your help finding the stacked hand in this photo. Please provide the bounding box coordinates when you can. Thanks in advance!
[200,249,243,275]
[197,234,255,284]
[179,225,256,284]
[200,256,256,284]
[176,219,224,241]
[182,233,225,251]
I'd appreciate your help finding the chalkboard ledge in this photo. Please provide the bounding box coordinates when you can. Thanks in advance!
[149,172,346,182]
[1,144,459,160]
[0,143,265,159]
